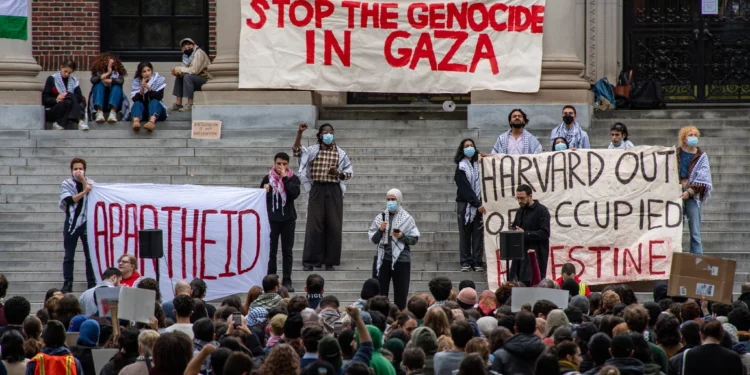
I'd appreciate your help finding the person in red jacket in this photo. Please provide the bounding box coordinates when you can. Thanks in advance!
[555,263,591,297]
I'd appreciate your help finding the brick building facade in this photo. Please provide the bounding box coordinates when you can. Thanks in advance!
[31,0,216,71]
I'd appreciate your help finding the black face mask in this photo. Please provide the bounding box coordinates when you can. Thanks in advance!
[511,122,525,129]
[563,115,575,125]
[183,48,194,57]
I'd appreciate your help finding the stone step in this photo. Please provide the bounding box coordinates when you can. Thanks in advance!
[21,148,196,157]
[594,109,750,120]
[320,104,468,121]
[318,120,468,129]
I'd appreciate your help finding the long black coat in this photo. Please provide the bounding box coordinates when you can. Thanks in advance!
[509,200,551,283]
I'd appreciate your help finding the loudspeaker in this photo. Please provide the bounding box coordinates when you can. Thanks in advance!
[499,231,524,260]
[139,229,163,259]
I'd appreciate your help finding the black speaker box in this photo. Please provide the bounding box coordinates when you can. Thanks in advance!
[499,231,524,260]
[139,229,164,259]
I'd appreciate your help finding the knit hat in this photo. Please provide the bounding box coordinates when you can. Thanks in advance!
[570,295,590,315]
[284,314,304,339]
[457,288,477,306]
[477,317,498,338]
[478,290,498,316]
[318,336,343,369]
[246,307,269,327]
[653,282,669,302]
[68,315,88,333]
[77,320,100,346]
[387,189,403,203]
[383,338,405,365]
[301,308,319,324]
[724,323,739,344]
[360,278,381,300]
[573,322,597,343]
[410,327,438,355]
[544,309,570,337]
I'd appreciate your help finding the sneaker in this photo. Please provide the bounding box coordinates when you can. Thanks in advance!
[95,110,105,123]
[461,266,472,272]
[475,266,485,272]
[169,103,183,111]
[61,283,73,293]
[325,265,335,271]
[178,104,193,112]
[107,111,118,123]
[52,122,64,130]
[283,283,295,293]
[79,122,89,131]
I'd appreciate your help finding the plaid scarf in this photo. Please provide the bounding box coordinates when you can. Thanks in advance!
[493,129,542,154]
[552,121,584,148]
[268,167,294,213]
[52,71,79,94]
[689,152,713,201]
[369,207,420,276]
[458,158,481,224]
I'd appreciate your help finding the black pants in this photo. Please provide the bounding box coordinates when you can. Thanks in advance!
[457,202,484,267]
[302,183,343,267]
[62,220,96,288]
[372,257,411,310]
[45,97,83,128]
[268,220,295,285]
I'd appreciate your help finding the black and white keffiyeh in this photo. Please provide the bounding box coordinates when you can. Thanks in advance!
[458,158,481,224]
[130,72,167,99]
[492,129,543,154]
[369,207,420,276]
[551,121,584,149]
[52,71,79,94]
[689,153,713,201]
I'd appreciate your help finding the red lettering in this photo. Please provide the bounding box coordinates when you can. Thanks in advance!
[488,3,508,32]
[341,1,360,28]
[314,0,334,28]
[587,246,610,279]
[380,3,398,29]
[649,240,667,275]
[289,0,313,27]
[613,247,620,276]
[435,30,468,72]
[200,210,218,280]
[161,206,180,278]
[384,31,411,67]
[271,0,289,27]
[124,204,139,257]
[139,205,158,274]
[108,203,123,268]
[512,5,532,32]
[247,0,270,29]
[324,30,350,67]
[93,202,108,277]
[409,33,437,70]
[408,3,428,29]
[306,30,315,64]
[495,248,506,286]
[446,2,467,29]
[181,208,199,278]
[428,3,446,29]
[549,245,565,279]
[468,3,488,32]
[219,210,238,277]
[568,246,586,277]
[530,5,544,33]
[361,2,379,28]
[507,5,515,31]
[237,209,261,274]
[622,243,642,276]
[469,34,498,75]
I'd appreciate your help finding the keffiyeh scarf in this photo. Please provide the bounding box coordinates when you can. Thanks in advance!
[182,46,200,66]
[369,207,420,276]
[130,72,167,99]
[552,121,584,149]
[689,152,713,201]
[493,129,542,154]
[52,71,79,94]
[458,158,481,224]
[268,167,294,213]
[246,307,269,326]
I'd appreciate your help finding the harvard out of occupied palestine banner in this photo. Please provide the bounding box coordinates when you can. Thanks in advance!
[481,147,683,291]
[239,0,546,93]
[86,184,270,302]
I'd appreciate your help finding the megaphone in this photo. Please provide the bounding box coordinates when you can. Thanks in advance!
[442,101,456,112]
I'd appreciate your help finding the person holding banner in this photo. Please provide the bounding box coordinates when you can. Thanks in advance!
[490,109,543,155]
[368,188,420,310]
[59,157,97,293]
[608,123,635,149]
[454,139,486,272]
[549,105,590,150]
[293,123,353,272]
[509,185,550,286]
[678,126,712,255]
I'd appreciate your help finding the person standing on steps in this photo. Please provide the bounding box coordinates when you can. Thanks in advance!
[293,123,353,272]
[42,59,87,130]
[677,126,712,255]
[261,152,302,292]
[59,158,97,293]
[608,123,635,149]
[170,38,212,113]
[509,184,550,286]
[454,139,486,273]
[549,105,590,150]
[489,109,543,155]
[368,188,420,310]
[130,61,167,133]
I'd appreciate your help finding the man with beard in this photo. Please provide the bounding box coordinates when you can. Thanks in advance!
[490,108,543,155]
[509,184,550,286]
[549,105,590,150]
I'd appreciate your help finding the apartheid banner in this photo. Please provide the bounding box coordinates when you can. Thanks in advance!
[481,147,683,291]
[86,184,270,301]
[239,0,546,93]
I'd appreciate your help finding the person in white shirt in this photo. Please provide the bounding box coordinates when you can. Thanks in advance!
[164,294,195,340]
[490,109,543,155]
[608,123,635,149]
[79,267,121,317]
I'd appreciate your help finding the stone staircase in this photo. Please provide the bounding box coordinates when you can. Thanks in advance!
[1,108,749,309]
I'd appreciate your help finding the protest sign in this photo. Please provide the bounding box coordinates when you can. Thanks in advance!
[482,147,683,290]
[95,287,120,318]
[668,252,736,304]
[511,287,567,312]
[118,287,156,324]
[86,184,270,302]
[239,0,546,93]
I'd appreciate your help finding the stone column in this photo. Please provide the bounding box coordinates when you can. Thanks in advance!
[469,0,593,130]
[0,2,43,129]
[193,0,318,128]
[586,0,623,84]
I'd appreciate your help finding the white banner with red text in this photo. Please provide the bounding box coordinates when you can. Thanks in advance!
[482,147,683,291]
[239,0,546,93]
[86,184,270,302]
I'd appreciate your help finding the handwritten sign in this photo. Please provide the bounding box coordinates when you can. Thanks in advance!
[192,120,222,139]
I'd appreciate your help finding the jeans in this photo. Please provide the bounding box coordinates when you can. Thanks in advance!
[268,220,295,285]
[63,219,97,288]
[457,202,484,267]
[131,100,167,122]
[91,82,123,111]
[372,257,411,310]
[684,198,702,255]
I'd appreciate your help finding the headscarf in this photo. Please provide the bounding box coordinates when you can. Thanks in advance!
[478,290,498,316]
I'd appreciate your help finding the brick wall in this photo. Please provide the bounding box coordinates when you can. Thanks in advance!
[32,0,217,71]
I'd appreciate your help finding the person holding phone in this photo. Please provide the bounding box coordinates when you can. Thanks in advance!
[59,158,96,293]
[368,189,420,310]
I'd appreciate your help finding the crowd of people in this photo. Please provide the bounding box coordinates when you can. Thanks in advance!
[3,265,750,375]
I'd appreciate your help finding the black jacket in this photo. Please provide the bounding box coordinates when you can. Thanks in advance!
[454,164,481,207]
[42,76,84,109]
[260,174,301,222]
[70,344,98,375]
[603,357,645,375]
[509,200,551,282]
[90,71,125,86]
[100,352,139,375]
[490,333,546,375]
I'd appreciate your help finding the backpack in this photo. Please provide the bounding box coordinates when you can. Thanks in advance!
[630,80,665,109]
[592,77,616,109]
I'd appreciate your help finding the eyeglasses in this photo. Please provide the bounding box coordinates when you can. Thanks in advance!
[118,260,133,265]
[515,197,528,201]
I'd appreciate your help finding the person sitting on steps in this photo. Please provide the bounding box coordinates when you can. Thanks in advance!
[130,61,168,133]
[89,53,128,124]
[42,59,87,130]
[170,38,212,112]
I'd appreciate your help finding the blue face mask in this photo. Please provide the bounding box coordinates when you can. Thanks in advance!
[555,143,568,151]
[387,201,398,212]
[322,133,334,145]
[686,136,699,147]
[463,146,476,158]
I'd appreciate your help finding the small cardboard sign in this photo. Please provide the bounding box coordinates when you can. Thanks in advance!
[668,252,736,303]
[191,120,222,139]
